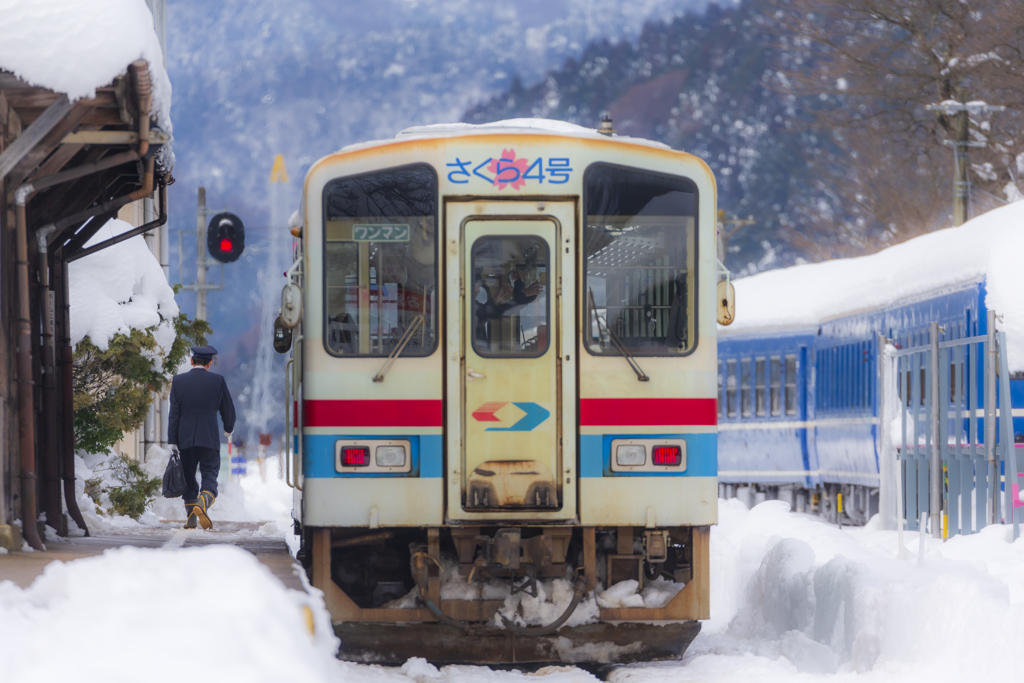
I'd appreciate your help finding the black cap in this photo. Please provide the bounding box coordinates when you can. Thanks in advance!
[190,345,218,362]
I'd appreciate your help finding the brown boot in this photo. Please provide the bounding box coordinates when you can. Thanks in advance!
[195,490,215,530]
[184,500,199,529]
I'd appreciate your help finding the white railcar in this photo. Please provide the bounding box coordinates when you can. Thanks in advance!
[283,119,719,663]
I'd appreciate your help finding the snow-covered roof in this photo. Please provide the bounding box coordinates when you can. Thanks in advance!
[69,219,178,361]
[723,201,1024,369]
[0,0,171,130]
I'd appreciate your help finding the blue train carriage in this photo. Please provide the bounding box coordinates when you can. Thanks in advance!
[717,211,1024,526]
[280,119,721,664]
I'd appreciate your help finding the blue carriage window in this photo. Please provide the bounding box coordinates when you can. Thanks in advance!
[726,359,737,418]
[785,354,798,415]
[740,358,752,418]
[755,357,766,416]
[769,357,781,416]
[322,164,438,357]
[717,361,724,418]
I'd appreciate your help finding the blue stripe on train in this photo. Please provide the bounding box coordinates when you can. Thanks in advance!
[303,434,443,478]
[580,433,717,477]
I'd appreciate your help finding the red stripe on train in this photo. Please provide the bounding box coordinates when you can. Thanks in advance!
[580,398,717,426]
[304,400,443,427]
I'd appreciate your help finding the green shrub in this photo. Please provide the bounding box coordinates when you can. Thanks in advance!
[91,453,163,520]
[73,311,210,454]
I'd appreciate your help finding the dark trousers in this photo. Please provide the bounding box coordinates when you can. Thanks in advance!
[180,447,220,501]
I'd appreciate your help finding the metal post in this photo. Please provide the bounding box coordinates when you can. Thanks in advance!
[930,322,941,538]
[877,334,893,530]
[196,187,207,321]
[986,310,998,524]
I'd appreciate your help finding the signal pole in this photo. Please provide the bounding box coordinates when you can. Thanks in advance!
[179,186,225,321]
[196,187,208,320]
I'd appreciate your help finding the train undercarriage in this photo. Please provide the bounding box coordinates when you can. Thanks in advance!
[299,524,709,664]
[719,483,879,525]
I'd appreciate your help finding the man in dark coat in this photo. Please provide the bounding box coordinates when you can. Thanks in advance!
[167,345,236,529]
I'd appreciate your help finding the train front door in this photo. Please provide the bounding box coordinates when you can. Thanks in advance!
[445,201,577,521]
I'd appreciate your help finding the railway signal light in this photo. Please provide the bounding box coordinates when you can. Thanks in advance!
[207,212,245,263]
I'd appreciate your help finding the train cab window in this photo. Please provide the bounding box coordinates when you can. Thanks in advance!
[755,357,766,416]
[726,359,737,418]
[770,356,781,416]
[740,359,752,417]
[470,236,549,357]
[717,361,724,418]
[322,164,438,356]
[785,354,798,415]
[584,165,697,356]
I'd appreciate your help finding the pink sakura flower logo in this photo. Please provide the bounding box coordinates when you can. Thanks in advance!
[487,149,530,190]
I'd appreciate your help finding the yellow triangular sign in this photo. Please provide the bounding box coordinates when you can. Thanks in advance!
[269,154,289,183]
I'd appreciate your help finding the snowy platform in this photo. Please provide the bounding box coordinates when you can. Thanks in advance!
[0,523,303,591]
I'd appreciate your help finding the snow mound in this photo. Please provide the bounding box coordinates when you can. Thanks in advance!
[68,218,178,357]
[0,0,172,130]
[722,201,1024,371]
[638,498,1024,681]
[0,545,338,682]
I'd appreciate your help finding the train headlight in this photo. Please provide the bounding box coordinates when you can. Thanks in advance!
[615,445,646,466]
[341,446,370,467]
[375,445,407,467]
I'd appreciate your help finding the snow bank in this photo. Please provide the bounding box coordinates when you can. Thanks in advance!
[616,499,1024,681]
[723,201,1024,370]
[0,545,338,682]
[0,0,172,130]
[68,218,178,357]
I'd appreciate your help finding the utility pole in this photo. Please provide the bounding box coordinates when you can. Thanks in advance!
[196,187,207,320]
[716,210,756,261]
[926,95,1006,227]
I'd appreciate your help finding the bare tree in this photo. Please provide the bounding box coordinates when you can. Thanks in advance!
[771,0,1024,251]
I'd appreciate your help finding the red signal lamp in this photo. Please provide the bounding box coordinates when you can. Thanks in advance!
[341,446,369,467]
[220,238,233,252]
[652,445,682,466]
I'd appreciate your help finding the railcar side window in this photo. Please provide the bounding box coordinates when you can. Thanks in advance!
[740,359,752,418]
[770,357,781,416]
[322,165,438,356]
[755,357,766,416]
[785,354,798,415]
[726,359,737,418]
[584,165,697,356]
[470,236,549,357]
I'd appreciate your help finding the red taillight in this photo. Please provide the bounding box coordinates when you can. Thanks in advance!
[220,238,233,252]
[341,446,369,467]
[652,445,682,466]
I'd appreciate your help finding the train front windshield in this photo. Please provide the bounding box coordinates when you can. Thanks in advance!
[322,165,438,356]
[584,164,697,355]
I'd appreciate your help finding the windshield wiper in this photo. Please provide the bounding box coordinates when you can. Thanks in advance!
[588,289,649,382]
[373,315,425,382]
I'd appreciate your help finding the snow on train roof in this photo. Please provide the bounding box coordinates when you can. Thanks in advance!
[336,118,671,155]
[0,0,171,130]
[722,201,1024,370]
[399,118,670,148]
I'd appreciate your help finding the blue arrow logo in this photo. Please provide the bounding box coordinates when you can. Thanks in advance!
[486,402,550,432]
